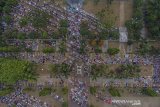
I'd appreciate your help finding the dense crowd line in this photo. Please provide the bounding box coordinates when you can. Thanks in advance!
[69,79,88,107]
[5,0,101,36]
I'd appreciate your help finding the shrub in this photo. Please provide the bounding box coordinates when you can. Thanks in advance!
[107,48,120,55]
[108,87,121,97]
[42,47,55,53]
[39,88,52,96]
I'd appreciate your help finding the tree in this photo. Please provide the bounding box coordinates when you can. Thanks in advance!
[62,102,68,107]
[89,86,97,95]
[27,31,39,39]
[29,9,50,29]
[50,63,71,78]
[19,18,28,27]
[61,87,68,95]
[89,104,95,107]
[141,87,157,97]
[42,47,55,53]
[59,41,67,54]
[5,0,18,6]
[39,87,52,96]
[3,5,11,14]
[108,86,121,97]
[125,0,143,40]
[107,48,120,55]
[116,64,141,78]
[93,0,100,5]
[96,9,106,20]
[79,40,86,54]
[91,65,108,80]
[17,32,26,40]
[127,40,133,45]
[0,86,14,96]
[42,31,48,39]
[59,27,68,38]
[94,46,102,53]
[0,46,20,52]
[3,15,12,24]
[138,40,152,55]
[80,21,91,38]
[59,19,68,27]
[106,0,114,5]
[145,0,160,39]
[51,31,58,39]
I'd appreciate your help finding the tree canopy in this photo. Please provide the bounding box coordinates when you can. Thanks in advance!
[108,86,121,97]
[28,9,50,29]
[80,21,91,38]
[91,64,108,80]
[141,87,157,96]
[125,0,143,40]
[50,63,71,78]
[107,48,120,55]
[115,64,141,78]
[145,0,160,39]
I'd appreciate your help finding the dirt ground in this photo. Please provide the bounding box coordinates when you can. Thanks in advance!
[105,97,160,107]
[89,94,160,107]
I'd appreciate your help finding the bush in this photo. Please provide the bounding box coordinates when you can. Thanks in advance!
[3,15,12,24]
[39,88,52,96]
[17,32,26,40]
[19,18,28,27]
[94,46,102,53]
[0,46,20,52]
[141,88,157,97]
[89,86,97,95]
[60,19,68,27]
[29,9,50,29]
[3,5,11,13]
[108,87,121,97]
[145,0,160,39]
[61,87,68,95]
[62,102,68,107]
[23,87,35,92]
[127,40,133,45]
[107,48,120,55]
[42,47,55,53]
[125,0,143,40]
[0,87,14,96]
[59,41,67,54]
[115,64,141,78]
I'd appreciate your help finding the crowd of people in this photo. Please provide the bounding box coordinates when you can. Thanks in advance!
[0,93,50,107]
[0,79,69,106]
[10,0,66,34]
[67,11,81,37]
[153,57,160,84]
[69,79,88,107]
[0,81,51,107]
[8,0,101,36]
[90,54,153,65]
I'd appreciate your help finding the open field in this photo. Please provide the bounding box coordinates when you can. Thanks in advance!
[88,87,160,107]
